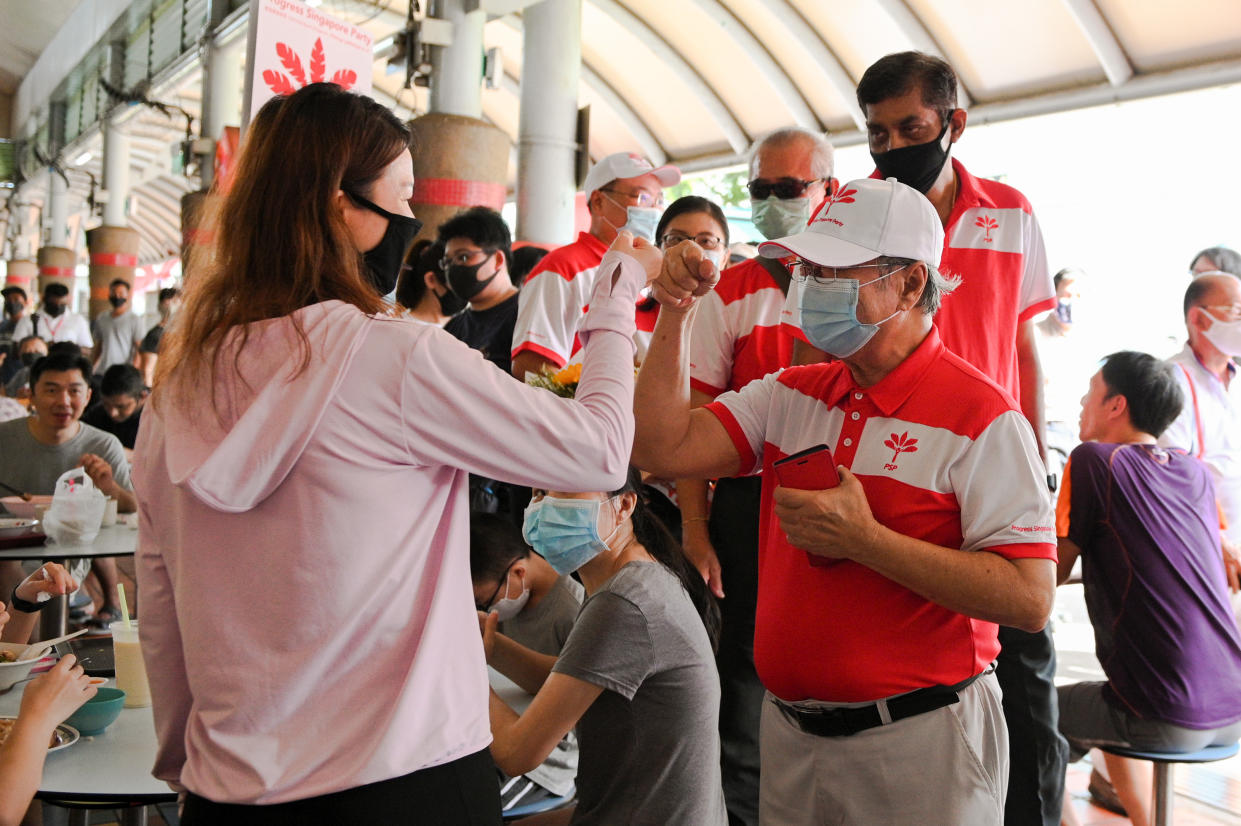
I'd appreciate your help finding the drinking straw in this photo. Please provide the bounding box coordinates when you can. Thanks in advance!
[117,583,133,629]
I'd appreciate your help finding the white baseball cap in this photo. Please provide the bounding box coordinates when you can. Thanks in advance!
[583,152,681,197]
[757,177,943,267]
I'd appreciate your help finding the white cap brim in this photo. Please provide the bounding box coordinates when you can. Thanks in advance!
[757,233,880,267]
[650,165,681,187]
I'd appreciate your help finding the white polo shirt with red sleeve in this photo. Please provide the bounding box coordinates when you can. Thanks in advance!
[512,231,659,369]
[705,327,1056,703]
[689,258,794,398]
[781,159,1056,401]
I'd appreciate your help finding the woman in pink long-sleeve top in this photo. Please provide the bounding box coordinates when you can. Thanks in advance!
[133,84,657,825]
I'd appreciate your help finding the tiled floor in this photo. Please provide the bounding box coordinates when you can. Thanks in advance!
[1056,583,1241,825]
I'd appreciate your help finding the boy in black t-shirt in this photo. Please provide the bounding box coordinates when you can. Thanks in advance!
[438,207,521,375]
[82,364,147,450]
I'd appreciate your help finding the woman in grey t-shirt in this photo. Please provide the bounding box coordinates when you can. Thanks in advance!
[484,468,726,825]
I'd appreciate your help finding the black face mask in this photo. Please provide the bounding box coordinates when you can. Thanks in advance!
[347,191,423,296]
[870,118,954,194]
[108,295,127,309]
[435,287,467,317]
[3,300,21,317]
[44,302,66,317]
[20,352,40,367]
[446,254,501,303]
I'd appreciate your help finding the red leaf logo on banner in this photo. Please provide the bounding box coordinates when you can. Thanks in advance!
[330,69,357,91]
[276,42,307,86]
[262,69,297,95]
[310,38,326,83]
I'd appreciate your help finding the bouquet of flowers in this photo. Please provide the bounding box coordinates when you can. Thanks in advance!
[524,363,582,398]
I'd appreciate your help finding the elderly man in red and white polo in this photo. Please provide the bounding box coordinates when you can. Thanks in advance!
[633,176,1057,825]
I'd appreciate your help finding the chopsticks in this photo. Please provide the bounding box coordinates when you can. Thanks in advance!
[0,480,31,501]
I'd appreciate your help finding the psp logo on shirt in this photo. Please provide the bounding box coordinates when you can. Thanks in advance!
[882,431,919,471]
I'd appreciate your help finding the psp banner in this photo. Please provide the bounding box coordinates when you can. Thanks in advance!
[244,0,374,125]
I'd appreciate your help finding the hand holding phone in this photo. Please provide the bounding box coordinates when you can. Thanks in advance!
[773,445,841,568]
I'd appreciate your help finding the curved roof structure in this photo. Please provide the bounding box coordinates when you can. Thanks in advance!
[5,0,1241,265]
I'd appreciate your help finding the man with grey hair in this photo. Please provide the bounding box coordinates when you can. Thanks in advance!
[636,176,1056,825]
[676,125,835,825]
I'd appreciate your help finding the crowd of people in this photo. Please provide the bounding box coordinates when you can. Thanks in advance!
[1,47,1240,826]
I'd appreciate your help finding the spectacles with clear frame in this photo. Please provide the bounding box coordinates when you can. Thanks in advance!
[440,247,495,271]
[1201,303,1241,321]
[600,188,665,209]
[660,232,724,251]
[793,261,906,284]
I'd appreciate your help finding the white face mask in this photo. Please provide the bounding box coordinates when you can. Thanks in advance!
[1202,313,1241,357]
[489,572,530,622]
[700,248,723,268]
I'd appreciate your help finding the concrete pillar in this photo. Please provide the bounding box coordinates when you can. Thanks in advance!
[429,0,485,119]
[45,171,70,248]
[407,114,510,243]
[36,247,76,301]
[199,7,244,191]
[102,119,130,226]
[85,226,139,320]
[4,259,37,293]
[516,0,582,245]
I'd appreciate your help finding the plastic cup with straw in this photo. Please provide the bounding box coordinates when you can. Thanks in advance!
[111,583,150,707]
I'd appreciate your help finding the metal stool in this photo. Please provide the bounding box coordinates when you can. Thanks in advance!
[1097,741,1239,826]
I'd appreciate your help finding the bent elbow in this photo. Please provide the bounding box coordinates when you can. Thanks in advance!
[491,744,541,778]
[1015,589,1054,633]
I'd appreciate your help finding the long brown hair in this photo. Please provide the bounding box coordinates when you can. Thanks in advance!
[156,84,411,407]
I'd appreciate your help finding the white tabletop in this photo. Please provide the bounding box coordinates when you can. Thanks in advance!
[0,678,174,803]
[0,525,139,561]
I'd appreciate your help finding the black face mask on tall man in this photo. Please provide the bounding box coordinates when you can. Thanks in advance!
[870,118,954,195]
[347,191,423,296]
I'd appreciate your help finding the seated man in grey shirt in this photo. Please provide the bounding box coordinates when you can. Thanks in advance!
[0,350,137,624]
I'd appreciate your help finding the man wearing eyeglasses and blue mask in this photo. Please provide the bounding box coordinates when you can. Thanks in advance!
[634,176,1057,826]
[782,52,1066,826]
[511,152,679,380]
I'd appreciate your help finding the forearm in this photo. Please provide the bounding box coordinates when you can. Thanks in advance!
[490,634,558,696]
[103,485,137,514]
[633,308,698,474]
[0,718,57,825]
[1017,325,1047,462]
[854,528,1054,632]
[0,609,38,645]
[488,689,542,776]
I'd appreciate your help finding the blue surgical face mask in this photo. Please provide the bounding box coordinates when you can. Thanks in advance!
[751,197,810,240]
[798,267,904,358]
[622,206,660,244]
[522,496,620,575]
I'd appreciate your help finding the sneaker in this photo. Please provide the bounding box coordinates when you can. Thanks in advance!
[1087,767,1128,816]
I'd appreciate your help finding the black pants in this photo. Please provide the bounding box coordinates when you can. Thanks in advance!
[996,625,1069,826]
[710,476,765,826]
[181,748,501,826]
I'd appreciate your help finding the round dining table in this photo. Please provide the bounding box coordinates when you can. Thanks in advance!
[0,676,173,825]
[0,524,139,639]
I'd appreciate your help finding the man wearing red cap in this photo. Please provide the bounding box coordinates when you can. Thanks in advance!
[635,177,1056,825]
[510,152,679,379]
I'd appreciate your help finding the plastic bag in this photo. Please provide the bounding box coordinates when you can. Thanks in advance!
[41,468,107,546]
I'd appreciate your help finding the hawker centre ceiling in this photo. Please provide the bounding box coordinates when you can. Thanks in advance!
[3,0,1241,265]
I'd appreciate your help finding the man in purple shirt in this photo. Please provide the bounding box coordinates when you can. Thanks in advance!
[1056,350,1241,825]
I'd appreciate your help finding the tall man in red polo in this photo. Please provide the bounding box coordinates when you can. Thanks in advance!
[786,52,1064,826]
[635,177,1056,825]
[510,152,679,379]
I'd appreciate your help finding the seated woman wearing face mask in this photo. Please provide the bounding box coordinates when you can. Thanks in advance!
[484,468,726,825]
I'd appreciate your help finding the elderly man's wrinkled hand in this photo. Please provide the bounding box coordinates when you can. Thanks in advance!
[773,468,881,562]
[650,240,719,312]
[608,230,663,283]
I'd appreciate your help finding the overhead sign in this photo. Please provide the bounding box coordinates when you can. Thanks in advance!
[243,0,374,126]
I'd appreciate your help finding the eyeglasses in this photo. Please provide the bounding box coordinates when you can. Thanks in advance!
[439,248,495,271]
[660,232,724,251]
[746,177,824,200]
[1202,303,1241,321]
[600,188,664,209]
[475,559,518,613]
[793,261,903,284]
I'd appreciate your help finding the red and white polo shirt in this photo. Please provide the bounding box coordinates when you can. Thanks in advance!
[781,159,1055,401]
[512,231,659,369]
[706,327,1056,703]
[689,258,794,398]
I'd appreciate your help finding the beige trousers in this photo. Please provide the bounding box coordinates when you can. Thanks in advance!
[758,672,1008,826]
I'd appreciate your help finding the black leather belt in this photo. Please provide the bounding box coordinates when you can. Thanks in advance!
[773,669,990,738]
